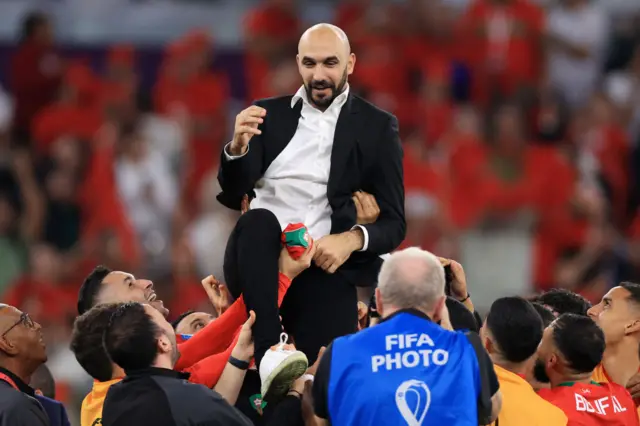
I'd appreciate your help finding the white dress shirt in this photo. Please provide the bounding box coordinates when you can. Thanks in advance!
[225,85,369,250]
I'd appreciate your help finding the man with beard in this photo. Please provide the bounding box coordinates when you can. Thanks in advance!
[218,23,405,402]
[102,302,252,426]
[587,282,640,417]
[536,314,638,425]
[480,297,566,425]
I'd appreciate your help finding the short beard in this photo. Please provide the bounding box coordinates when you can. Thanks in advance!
[533,359,551,383]
[304,68,348,110]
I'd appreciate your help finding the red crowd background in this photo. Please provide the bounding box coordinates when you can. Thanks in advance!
[0,0,638,421]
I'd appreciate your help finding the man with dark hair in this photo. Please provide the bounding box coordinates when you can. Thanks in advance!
[71,304,121,383]
[532,302,556,327]
[77,265,163,317]
[536,314,638,425]
[171,311,215,338]
[0,304,49,425]
[70,303,124,426]
[104,303,176,371]
[480,297,567,425]
[588,282,640,419]
[102,302,252,426]
[533,288,592,316]
[588,283,640,386]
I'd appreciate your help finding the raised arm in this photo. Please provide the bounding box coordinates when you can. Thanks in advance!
[217,103,267,210]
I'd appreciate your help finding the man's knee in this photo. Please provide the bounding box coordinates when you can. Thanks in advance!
[237,208,281,233]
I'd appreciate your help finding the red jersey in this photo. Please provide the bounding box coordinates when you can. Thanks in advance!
[538,381,639,426]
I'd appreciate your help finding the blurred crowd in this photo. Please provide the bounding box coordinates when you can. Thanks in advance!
[0,0,639,417]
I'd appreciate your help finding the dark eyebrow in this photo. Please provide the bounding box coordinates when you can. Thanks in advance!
[603,297,612,304]
[301,56,340,63]
[190,318,203,328]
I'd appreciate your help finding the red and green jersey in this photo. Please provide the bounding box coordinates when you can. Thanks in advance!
[538,381,639,426]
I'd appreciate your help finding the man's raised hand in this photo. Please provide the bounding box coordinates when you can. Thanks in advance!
[230,105,266,156]
[231,310,256,361]
[201,275,232,317]
[353,191,380,225]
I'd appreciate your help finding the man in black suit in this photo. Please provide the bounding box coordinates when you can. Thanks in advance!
[218,23,405,402]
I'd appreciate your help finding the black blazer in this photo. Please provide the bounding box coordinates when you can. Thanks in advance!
[103,368,252,426]
[217,93,406,286]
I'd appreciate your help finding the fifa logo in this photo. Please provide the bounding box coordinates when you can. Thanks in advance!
[395,379,431,426]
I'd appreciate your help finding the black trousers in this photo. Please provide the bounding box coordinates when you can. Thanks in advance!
[224,209,357,366]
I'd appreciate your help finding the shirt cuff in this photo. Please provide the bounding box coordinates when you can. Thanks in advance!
[351,225,369,252]
[223,142,249,160]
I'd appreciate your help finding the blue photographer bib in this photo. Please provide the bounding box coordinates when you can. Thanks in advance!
[327,311,481,426]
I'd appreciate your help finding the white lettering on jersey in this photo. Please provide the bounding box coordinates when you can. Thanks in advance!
[613,396,627,413]
[575,394,628,415]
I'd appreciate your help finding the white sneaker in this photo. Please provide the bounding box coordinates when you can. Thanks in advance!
[259,333,308,403]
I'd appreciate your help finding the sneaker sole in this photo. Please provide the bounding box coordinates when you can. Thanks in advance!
[262,352,309,404]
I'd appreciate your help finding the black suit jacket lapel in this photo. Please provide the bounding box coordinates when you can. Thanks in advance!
[328,93,359,197]
[263,97,303,170]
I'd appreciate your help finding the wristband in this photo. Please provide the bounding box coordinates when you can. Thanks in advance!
[458,293,471,303]
[228,356,250,370]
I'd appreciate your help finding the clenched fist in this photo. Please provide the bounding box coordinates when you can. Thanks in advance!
[353,191,380,225]
[229,105,266,156]
[201,275,232,316]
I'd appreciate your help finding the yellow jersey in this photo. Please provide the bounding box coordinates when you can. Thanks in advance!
[490,365,567,426]
[81,378,122,426]
[592,364,640,419]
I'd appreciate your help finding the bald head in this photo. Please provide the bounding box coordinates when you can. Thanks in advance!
[0,304,19,329]
[296,24,354,111]
[0,304,47,374]
[377,248,446,315]
[298,24,351,57]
